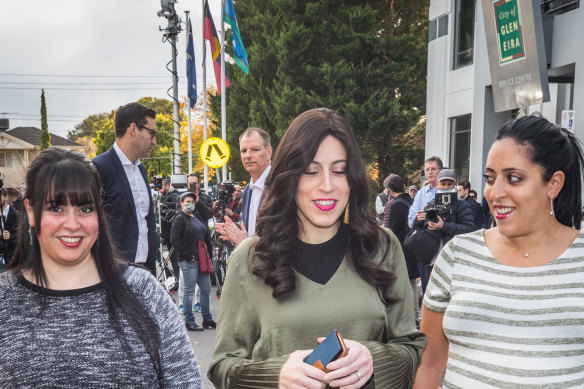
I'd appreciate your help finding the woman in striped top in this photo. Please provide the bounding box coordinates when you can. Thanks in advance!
[414,114,584,388]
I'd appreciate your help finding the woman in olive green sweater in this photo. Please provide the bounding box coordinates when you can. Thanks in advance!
[208,108,426,389]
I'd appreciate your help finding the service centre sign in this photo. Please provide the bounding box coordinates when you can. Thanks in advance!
[482,0,549,112]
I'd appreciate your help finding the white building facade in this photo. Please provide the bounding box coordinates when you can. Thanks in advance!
[426,0,582,196]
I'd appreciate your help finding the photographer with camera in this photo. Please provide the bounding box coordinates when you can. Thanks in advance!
[1,188,19,269]
[187,174,214,223]
[213,183,241,222]
[408,169,476,290]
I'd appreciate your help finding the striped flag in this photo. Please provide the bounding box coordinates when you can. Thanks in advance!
[203,0,230,92]
[223,0,249,75]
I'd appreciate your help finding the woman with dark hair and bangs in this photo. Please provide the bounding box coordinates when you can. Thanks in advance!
[209,108,425,389]
[0,148,202,388]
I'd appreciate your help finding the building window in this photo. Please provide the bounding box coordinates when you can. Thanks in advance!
[453,0,475,69]
[429,15,448,42]
[449,115,472,182]
[0,151,18,168]
[541,0,579,15]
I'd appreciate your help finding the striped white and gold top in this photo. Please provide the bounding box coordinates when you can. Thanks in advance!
[424,229,584,388]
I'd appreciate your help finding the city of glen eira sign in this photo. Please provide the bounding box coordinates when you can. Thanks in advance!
[494,0,525,64]
[482,0,549,112]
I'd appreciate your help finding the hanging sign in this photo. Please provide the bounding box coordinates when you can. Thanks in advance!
[482,0,549,112]
[200,137,230,168]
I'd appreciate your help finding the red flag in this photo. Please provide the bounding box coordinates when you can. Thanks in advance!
[203,0,230,92]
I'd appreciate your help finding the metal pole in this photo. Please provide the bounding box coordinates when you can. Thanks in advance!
[171,33,182,175]
[220,0,227,182]
[186,11,192,175]
[203,0,209,191]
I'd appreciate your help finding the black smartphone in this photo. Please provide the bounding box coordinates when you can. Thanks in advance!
[303,329,347,372]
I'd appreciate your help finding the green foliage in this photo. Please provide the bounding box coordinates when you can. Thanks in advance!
[212,0,428,186]
[40,89,51,150]
[72,96,208,179]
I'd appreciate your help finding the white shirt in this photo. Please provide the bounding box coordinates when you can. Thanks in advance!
[247,165,271,236]
[113,142,150,263]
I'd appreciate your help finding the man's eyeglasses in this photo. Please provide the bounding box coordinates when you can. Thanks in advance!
[137,124,157,139]
[469,195,477,200]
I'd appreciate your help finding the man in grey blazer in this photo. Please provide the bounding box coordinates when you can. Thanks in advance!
[92,102,157,274]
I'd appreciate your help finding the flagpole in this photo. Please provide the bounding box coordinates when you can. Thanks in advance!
[202,0,209,192]
[220,0,227,182]
[185,11,193,175]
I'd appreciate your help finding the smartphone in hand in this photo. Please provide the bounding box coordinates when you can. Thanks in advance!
[303,329,348,372]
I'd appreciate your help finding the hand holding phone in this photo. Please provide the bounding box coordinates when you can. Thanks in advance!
[303,329,348,372]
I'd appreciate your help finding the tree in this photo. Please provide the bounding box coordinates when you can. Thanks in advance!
[180,88,220,180]
[210,0,428,187]
[40,89,51,150]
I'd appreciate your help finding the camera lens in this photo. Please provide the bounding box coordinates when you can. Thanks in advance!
[426,209,438,223]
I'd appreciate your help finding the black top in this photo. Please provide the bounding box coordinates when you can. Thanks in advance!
[292,224,349,285]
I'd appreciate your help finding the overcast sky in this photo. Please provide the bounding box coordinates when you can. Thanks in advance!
[0,0,223,137]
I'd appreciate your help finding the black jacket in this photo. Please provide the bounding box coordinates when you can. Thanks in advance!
[386,193,419,279]
[161,189,181,210]
[465,196,483,229]
[160,189,181,239]
[387,193,411,243]
[1,205,19,263]
[170,212,212,263]
[197,192,214,222]
[93,148,156,270]
[413,197,477,244]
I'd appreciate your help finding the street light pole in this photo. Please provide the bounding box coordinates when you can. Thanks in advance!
[158,0,183,176]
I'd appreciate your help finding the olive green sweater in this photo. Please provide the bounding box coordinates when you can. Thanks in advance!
[208,229,426,388]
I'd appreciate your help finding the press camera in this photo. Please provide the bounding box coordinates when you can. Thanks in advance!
[216,182,236,217]
[425,188,458,223]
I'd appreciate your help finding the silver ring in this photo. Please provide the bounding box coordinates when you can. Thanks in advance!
[354,370,362,380]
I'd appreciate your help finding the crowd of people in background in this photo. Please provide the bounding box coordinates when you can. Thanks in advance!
[1,102,583,388]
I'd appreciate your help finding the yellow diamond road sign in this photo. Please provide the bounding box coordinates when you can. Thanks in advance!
[200,137,230,168]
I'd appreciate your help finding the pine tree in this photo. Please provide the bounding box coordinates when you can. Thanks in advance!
[40,89,51,150]
[210,0,428,185]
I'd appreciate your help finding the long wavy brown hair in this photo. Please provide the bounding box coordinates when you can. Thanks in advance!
[253,108,397,304]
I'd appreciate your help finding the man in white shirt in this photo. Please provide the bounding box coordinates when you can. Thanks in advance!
[407,156,442,293]
[92,102,157,274]
[215,128,272,245]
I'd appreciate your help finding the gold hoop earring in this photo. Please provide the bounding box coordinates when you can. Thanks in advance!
[550,198,555,216]
[343,202,350,224]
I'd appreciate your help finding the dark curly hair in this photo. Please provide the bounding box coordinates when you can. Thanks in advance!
[253,108,398,304]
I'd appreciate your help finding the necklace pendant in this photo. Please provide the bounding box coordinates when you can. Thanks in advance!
[524,253,529,257]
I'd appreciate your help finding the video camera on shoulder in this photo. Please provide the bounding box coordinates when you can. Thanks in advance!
[216,182,236,214]
[425,188,458,223]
